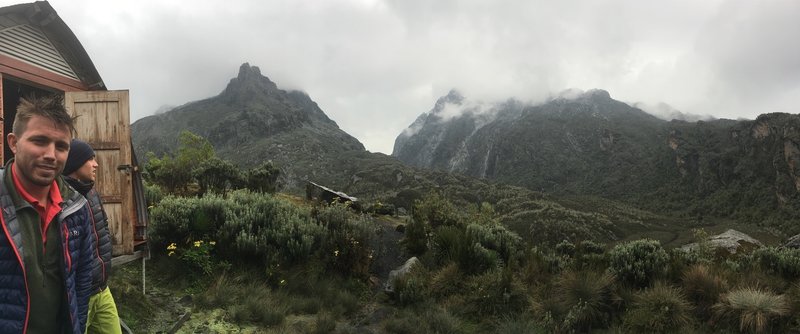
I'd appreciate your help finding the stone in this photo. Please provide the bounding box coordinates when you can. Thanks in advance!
[681,229,763,254]
[384,257,421,293]
[783,234,800,249]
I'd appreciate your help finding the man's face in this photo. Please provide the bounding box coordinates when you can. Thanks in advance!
[7,115,72,189]
[72,156,98,182]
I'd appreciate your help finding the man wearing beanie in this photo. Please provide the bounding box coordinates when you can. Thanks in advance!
[63,139,121,334]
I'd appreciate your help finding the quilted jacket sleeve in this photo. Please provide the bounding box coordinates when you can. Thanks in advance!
[75,204,95,331]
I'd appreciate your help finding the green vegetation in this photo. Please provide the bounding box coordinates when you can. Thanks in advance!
[112,188,800,333]
[144,130,281,197]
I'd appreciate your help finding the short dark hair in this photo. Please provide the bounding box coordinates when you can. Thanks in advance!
[13,95,76,136]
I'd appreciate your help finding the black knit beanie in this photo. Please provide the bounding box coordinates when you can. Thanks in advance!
[63,139,95,176]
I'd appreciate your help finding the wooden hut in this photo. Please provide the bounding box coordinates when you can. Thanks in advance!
[0,1,147,256]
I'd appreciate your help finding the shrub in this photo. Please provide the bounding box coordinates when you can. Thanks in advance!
[243,161,281,193]
[555,240,576,257]
[555,270,614,331]
[608,239,669,288]
[316,203,377,278]
[466,223,522,264]
[402,216,428,256]
[412,192,462,228]
[144,130,215,194]
[216,190,325,266]
[713,287,791,333]
[193,156,242,195]
[391,266,428,307]
[148,194,228,252]
[622,282,695,333]
[750,247,800,281]
[578,240,605,254]
[143,181,164,206]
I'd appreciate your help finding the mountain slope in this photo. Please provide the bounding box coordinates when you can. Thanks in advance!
[132,63,364,188]
[132,65,710,246]
[393,90,800,232]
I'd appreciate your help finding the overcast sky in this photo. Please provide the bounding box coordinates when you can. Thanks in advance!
[5,0,798,154]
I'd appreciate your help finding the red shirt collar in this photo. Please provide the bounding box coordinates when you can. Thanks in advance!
[11,163,64,238]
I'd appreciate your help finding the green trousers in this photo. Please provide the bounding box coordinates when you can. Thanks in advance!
[85,287,122,334]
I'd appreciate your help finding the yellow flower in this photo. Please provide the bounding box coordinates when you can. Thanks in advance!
[168,251,175,257]
[194,241,202,247]
[334,250,340,257]
[209,241,216,246]
[167,243,177,250]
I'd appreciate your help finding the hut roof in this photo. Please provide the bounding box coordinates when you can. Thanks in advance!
[0,1,105,90]
[308,181,358,203]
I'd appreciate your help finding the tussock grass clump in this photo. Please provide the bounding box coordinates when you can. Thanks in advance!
[713,287,790,333]
[194,273,238,308]
[622,282,694,333]
[494,316,547,334]
[423,308,466,334]
[555,269,614,331]
[681,264,727,319]
[383,311,422,334]
[312,312,336,334]
[428,263,463,299]
[463,268,528,316]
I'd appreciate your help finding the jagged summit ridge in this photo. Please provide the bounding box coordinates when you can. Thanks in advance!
[132,63,365,177]
[221,63,279,97]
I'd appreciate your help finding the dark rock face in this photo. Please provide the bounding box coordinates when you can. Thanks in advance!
[132,63,364,189]
[393,89,800,224]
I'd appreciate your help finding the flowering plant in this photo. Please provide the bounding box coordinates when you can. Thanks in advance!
[166,239,222,276]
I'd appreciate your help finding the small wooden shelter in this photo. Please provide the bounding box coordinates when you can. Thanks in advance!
[0,1,147,256]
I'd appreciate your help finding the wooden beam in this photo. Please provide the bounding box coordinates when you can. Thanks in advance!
[0,53,88,91]
[111,250,144,267]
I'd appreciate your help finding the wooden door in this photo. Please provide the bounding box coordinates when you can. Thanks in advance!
[65,90,134,255]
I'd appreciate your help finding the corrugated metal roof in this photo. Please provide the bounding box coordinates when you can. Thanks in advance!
[0,23,79,80]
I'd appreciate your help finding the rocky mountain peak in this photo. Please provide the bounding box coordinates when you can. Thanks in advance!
[432,89,465,112]
[220,63,279,100]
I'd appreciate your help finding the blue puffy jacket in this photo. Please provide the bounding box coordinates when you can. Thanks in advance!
[0,168,94,334]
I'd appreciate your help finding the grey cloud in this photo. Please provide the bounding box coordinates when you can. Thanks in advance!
[32,0,799,154]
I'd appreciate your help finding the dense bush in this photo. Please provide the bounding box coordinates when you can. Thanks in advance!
[315,203,377,278]
[467,223,522,264]
[411,192,463,228]
[194,156,242,195]
[749,247,800,281]
[145,131,215,194]
[608,239,669,288]
[391,266,428,306]
[243,161,281,193]
[402,216,428,256]
[219,191,324,265]
[148,194,228,250]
